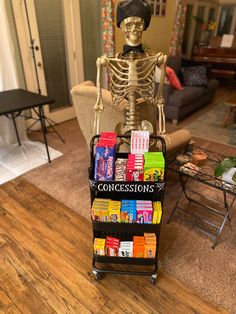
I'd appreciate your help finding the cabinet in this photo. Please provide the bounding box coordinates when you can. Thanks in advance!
[89,135,166,283]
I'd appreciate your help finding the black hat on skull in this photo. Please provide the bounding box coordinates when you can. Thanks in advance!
[117,0,152,30]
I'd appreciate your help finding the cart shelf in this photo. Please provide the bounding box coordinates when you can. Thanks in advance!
[92,221,161,233]
[94,255,156,265]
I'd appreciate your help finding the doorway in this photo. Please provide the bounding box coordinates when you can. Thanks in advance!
[11,0,84,125]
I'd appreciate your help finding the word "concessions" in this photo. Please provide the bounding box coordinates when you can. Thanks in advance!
[95,182,164,193]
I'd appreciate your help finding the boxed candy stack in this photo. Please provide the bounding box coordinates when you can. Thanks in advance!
[127,154,144,181]
[108,200,121,222]
[94,132,117,181]
[94,233,157,258]
[133,236,145,258]
[91,198,110,222]
[133,234,156,258]
[115,158,127,181]
[121,199,136,223]
[118,241,133,257]
[91,198,162,224]
[94,238,106,256]
[131,130,149,155]
[153,201,162,224]
[106,236,120,256]
[136,200,153,224]
[144,152,165,182]
[144,233,156,258]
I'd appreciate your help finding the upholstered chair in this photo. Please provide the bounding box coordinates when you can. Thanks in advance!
[71,81,192,155]
[71,81,125,147]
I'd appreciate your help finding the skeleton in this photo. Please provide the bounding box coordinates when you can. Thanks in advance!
[93,11,167,137]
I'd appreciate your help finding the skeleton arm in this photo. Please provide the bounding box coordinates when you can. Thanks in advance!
[93,56,108,135]
[155,53,167,135]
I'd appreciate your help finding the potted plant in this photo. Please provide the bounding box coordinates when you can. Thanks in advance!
[214,156,236,185]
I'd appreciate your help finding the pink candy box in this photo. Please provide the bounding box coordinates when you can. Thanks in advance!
[136,209,153,224]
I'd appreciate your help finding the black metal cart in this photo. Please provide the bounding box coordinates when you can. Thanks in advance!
[88,135,166,283]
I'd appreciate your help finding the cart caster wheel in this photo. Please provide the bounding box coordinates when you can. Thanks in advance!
[93,271,104,280]
[96,272,104,280]
[150,275,157,284]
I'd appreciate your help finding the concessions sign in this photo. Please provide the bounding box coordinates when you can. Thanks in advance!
[89,180,165,193]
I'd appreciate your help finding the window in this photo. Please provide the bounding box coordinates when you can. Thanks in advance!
[150,0,167,17]
[217,5,235,36]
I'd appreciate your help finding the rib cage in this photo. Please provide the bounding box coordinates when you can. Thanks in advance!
[105,54,161,108]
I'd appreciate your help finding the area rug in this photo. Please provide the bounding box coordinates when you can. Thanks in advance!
[0,141,62,185]
[23,119,236,313]
[185,102,236,147]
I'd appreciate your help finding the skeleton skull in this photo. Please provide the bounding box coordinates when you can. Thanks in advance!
[120,17,144,47]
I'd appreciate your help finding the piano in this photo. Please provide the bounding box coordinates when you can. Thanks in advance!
[192,36,236,79]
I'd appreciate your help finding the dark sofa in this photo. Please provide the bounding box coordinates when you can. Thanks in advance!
[163,56,219,124]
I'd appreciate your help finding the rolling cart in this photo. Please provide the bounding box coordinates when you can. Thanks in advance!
[88,134,166,283]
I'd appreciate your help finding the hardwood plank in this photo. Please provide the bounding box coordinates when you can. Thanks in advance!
[0,235,91,314]
[97,300,128,314]
[0,201,108,312]
[0,261,55,314]
[0,185,179,313]
[0,187,93,279]
[0,224,105,314]
[0,179,228,314]
[93,274,191,314]
[0,289,21,314]
[2,179,91,237]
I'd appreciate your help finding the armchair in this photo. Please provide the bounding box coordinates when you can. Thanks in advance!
[71,81,125,147]
[71,80,192,156]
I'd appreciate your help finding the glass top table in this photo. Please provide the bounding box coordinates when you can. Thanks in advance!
[167,145,236,248]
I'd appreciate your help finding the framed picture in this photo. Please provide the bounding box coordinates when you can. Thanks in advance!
[150,0,167,17]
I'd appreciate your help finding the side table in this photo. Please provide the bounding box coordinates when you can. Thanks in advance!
[222,93,236,128]
[167,146,236,249]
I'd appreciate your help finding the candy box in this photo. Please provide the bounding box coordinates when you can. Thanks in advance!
[100,208,109,222]
[100,132,117,140]
[126,168,144,181]
[94,238,106,256]
[133,236,145,244]
[91,208,100,221]
[144,245,156,258]
[136,209,153,224]
[133,244,144,258]
[152,202,162,224]
[108,208,121,222]
[144,167,164,181]
[94,144,116,181]
[121,207,136,223]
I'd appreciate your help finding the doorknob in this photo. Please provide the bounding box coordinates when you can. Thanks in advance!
[37,62,42,67]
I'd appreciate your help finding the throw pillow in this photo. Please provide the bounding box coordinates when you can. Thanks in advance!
[154,66,169,84]
[166,66,183,90]
[180,65,208,87]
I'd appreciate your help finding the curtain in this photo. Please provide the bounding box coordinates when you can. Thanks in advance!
[0,0,27,146]
[169,0,187,56]
[102,0,115,57]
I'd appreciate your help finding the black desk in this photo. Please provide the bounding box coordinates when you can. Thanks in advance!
[0,89,54,162]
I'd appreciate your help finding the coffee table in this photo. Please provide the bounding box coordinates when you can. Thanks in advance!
[167,145,236,248]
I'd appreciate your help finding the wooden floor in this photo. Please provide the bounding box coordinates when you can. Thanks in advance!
[0,179,228,314]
